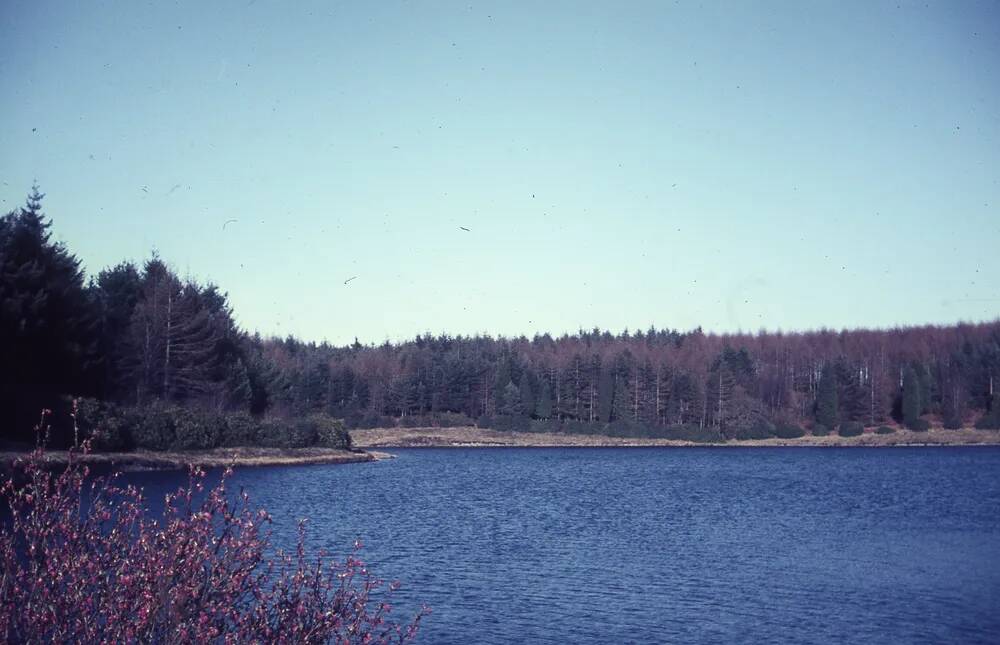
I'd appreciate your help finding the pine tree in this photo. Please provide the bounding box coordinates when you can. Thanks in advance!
[815,364,839,429]
[611,373,630,423]
[597,368,614,423]
[123,259,223,404]
[499,381,523,417]
[901,365,922,429]
[0,186,98,440]
[535,376,553,419]
[518,371,535,419]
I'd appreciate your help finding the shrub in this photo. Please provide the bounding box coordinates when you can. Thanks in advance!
[73,398,132,451]
[171,408,225,450]
[399,415,425,428]
[220,413,260,447]
[434,412,474,428]
[605,420,642,438]
[735,421,775,441]
[256,418,319,448]
[312,415,352,450]
[662,424,724,443]
[527,419,561,434]
[811,424,830,437]
[875,425,896,434]
[130,406,178,451]
[0,432,427,642]
[975,407,1000,430]
[562,420,593,436]
[838,421,864,437]
[491,415,530,433]
[773,423,805,439]
[907,418,931,432]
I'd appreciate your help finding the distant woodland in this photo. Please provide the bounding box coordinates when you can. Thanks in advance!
[2,187,999,449]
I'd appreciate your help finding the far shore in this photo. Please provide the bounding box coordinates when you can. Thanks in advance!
[0,446,395,472]
[351,425,1000,449]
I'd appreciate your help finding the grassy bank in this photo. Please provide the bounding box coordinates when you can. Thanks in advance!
[351,426,1000,449]
[0,446,393,472]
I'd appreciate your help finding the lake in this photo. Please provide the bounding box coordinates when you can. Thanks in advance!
[122,447,1000,644]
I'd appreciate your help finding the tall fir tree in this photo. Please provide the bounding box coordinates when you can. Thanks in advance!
[535,376,553,419]
[815,364,839,429]
[0,186,98,441]
[901,364,922,429]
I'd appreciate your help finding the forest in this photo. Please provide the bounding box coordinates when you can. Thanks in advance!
[2,187,999,449]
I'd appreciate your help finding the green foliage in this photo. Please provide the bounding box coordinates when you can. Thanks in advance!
[811,424,830,437]
[527,419,561,434]
[491,414,531,432]
[605,419,641,438]
[974,393,1000,430]
[735,421,775,440]
[838,421,864,437]
[660,424,724,443]
[171,408,225,450]
[901,365,923,429]
[815,364,838,429]
[220,413,260,446]
[773,423,805,439]
[499,381,523,417]
[312,415,352,449]
[875,425,896,434]
[597,369,614,423]
[535,378,553,420]
[518,372,535,419]
[73,397,132,451]
[130,406,178,451]
[907,418,931,432]
[0,187,99,441]
[433,412,474,428]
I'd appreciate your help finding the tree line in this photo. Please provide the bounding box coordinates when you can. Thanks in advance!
[2,187,999,447]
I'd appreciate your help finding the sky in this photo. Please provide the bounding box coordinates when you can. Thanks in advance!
[1,1,998,345]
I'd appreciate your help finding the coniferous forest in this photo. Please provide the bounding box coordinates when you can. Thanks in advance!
[2,187,999,450]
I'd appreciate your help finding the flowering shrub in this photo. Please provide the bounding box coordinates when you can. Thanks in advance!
[0,412,427,643]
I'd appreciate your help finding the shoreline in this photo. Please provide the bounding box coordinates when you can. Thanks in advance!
[0,446,395,472]
[351,426,1000,449]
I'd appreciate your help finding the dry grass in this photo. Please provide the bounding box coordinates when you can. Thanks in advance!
[351,426,1000,449]
[0,446,391,471]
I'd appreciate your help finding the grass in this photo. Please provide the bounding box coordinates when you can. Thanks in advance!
[0,446,391,471]
[351,425,1000,449]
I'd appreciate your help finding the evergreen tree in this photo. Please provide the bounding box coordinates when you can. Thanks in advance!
[597,368,614,423]
[815,364,839,429]
[90,261,142,399]
[611,373,630,422]
[706,360,737,431]
[915,363,935,414]
[518,371,535,419]
[901,365,922,429]
[499,381,523,417]
[0,186,98,441]
[535,376,553,419]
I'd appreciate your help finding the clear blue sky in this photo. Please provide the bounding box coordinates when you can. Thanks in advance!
[1,1,998,345]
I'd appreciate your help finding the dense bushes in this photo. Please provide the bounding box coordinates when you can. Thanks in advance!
[0,438,426,642]
[811,424,830,437]
[735,421,775,441]
[975,396,1000,429]
[474,415,725,442]
[773,423,806,439]
[73,399,352,451]
[875,425,896,434]
[907,418,931,432]
[838,421,864,437]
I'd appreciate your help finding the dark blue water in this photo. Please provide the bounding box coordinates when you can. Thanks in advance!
[123,448,1000,644]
